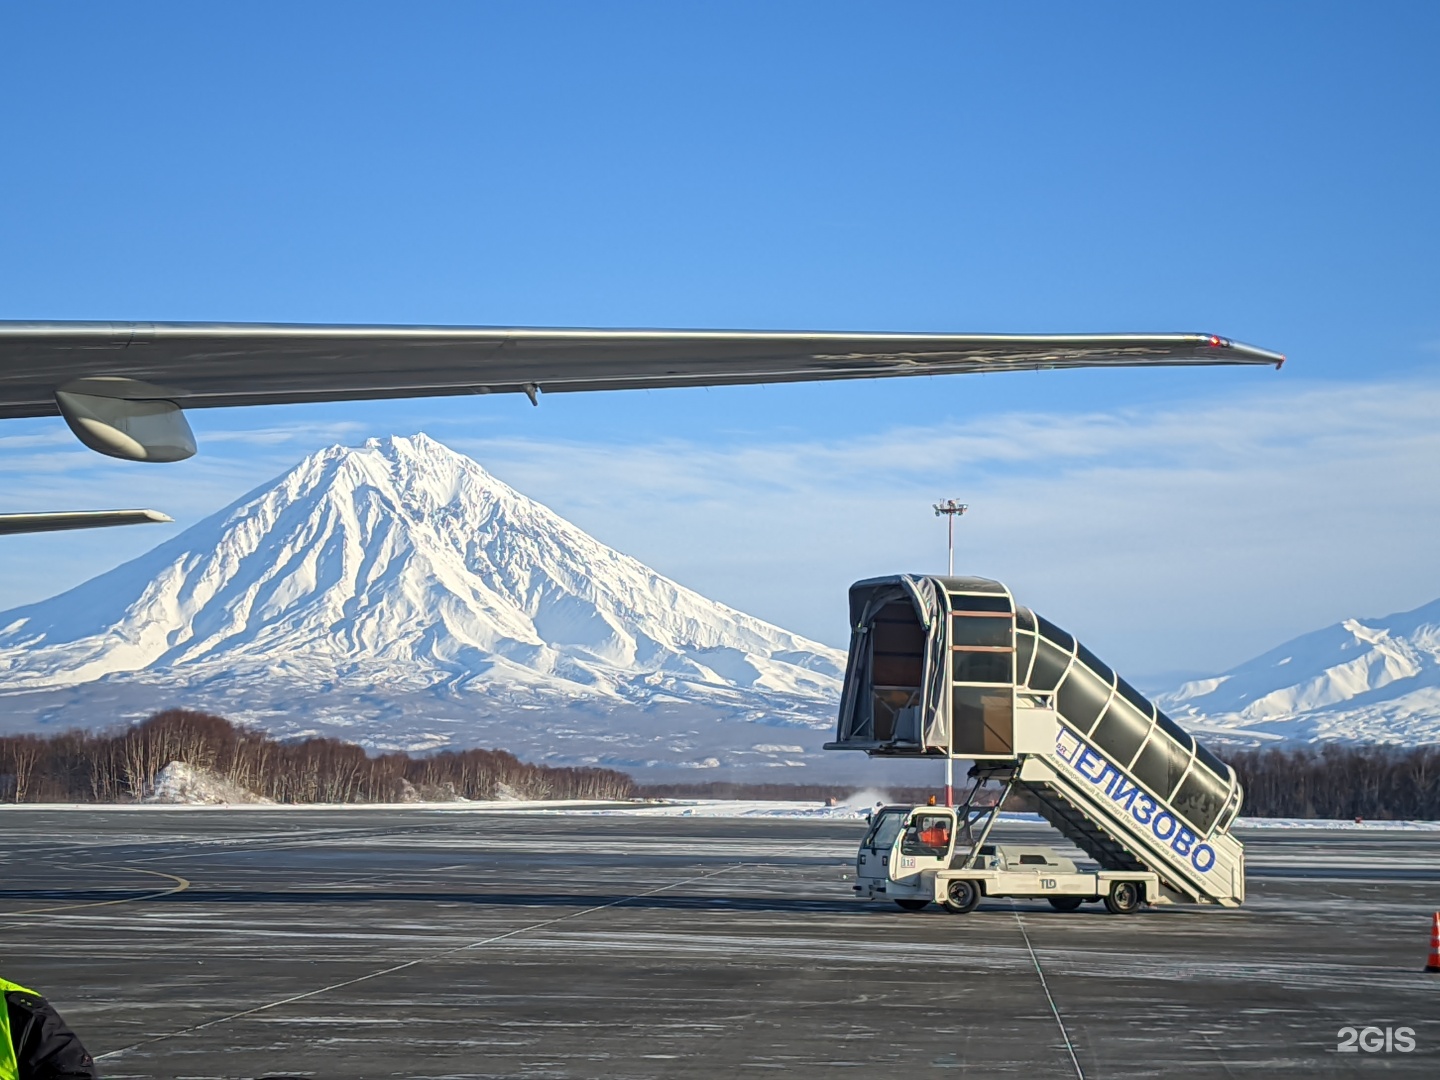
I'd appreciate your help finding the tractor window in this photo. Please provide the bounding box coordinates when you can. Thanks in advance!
[901,813,953,857]
[1018,854,1049,865]
[862,809,907,852]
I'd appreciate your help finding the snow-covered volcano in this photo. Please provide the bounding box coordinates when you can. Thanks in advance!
[1157,597,1440,747]
[0,435,849,777]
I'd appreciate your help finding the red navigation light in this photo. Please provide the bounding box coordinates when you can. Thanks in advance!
[1207,335,1224,348]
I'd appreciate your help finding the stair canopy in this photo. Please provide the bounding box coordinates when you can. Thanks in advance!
[830,575,1018,758]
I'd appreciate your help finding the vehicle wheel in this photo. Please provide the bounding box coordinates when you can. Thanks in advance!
[893,898,930,912]
[1104,880,1143,915]
[942,879,982,914]
[1047,896,1083,912]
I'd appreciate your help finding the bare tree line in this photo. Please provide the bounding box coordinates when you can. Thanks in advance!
[642,744,1440,820]
[1,713,1434,816]
[0,710,636,804]
[1228,743,1440,820]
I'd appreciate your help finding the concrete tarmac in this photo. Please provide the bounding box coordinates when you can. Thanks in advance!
[1,807,1437,1078]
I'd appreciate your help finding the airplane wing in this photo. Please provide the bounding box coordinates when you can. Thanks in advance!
[0,509,173,536]
[0,322,1284,461]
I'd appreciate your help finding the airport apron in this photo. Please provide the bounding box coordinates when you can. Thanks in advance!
[0,978,40,1080]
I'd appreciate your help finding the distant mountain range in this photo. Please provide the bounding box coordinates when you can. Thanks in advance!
[0,435,850,780]
[0,433,1433,782]
[1157,597,1440,747]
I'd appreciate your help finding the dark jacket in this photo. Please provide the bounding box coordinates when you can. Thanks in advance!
[5,990,96,1080]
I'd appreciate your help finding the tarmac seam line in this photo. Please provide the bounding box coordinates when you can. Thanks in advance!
[1013,910,1085,1080]
[93,861,746,1063]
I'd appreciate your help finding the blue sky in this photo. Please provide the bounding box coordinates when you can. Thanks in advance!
[1,3,1437,685]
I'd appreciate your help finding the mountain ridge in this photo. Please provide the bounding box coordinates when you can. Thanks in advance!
[1157,596,1440,746]
[0,434,850,778]
[4,432,1433,772]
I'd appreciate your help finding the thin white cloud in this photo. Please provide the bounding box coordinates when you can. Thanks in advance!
[448,376,1440,678]
[197,420,372,446]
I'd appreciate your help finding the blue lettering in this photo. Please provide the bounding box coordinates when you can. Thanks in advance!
[1133,795,1156,825]
[1191,844,1216,873]
[1109,776,1140,811]
[1055,730,1223,877]
[1152,811,1177,841]
[1093,763,1122,794]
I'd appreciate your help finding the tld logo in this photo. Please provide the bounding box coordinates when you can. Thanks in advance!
[1337,1026,1416,1053]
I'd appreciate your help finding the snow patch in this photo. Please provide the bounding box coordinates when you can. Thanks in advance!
[144,761,273,805]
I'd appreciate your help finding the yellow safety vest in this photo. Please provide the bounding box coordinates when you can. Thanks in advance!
[0,979,41,1080]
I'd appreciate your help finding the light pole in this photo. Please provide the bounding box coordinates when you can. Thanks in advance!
[933,499,968,577]
[933,499,968,806]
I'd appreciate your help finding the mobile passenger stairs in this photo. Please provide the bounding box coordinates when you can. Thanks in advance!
[826,575,1245,912]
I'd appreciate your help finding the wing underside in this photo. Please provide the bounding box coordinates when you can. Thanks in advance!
[0,322,1284,462]
[0,322,1283,418]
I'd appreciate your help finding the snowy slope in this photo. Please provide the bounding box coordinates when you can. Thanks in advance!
[1157,597,1440,746]
[0,435,852,776]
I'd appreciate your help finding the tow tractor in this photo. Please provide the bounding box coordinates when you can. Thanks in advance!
[854,780,1158,915]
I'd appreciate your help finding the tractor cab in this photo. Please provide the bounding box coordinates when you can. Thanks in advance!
[853,794,1007,910]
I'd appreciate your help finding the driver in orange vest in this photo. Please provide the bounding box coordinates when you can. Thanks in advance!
[918,819,951,849]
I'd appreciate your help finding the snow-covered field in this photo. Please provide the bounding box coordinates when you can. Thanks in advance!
[1232,816,1440,831]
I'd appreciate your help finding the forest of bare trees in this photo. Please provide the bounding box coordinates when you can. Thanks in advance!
[644,745,1440,820]
[1228,743,1440,820]
[0,710,1435,816]
[0,710,636,804]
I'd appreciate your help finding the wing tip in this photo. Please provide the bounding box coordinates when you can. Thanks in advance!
[1209,334,1286,369]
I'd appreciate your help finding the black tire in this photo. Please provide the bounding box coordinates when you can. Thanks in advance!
[1104,880,1143,915]
[893,898,930,912]
[1047,896,1084,912]
[942,879,982,914]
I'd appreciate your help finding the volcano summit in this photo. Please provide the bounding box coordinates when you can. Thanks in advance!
[0,435,846,778]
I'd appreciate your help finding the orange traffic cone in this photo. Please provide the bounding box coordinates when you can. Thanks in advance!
[1426,913,1440,973]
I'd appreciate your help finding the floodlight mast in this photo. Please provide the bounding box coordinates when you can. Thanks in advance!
[933,499,968,576]
[933,499,969,807]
